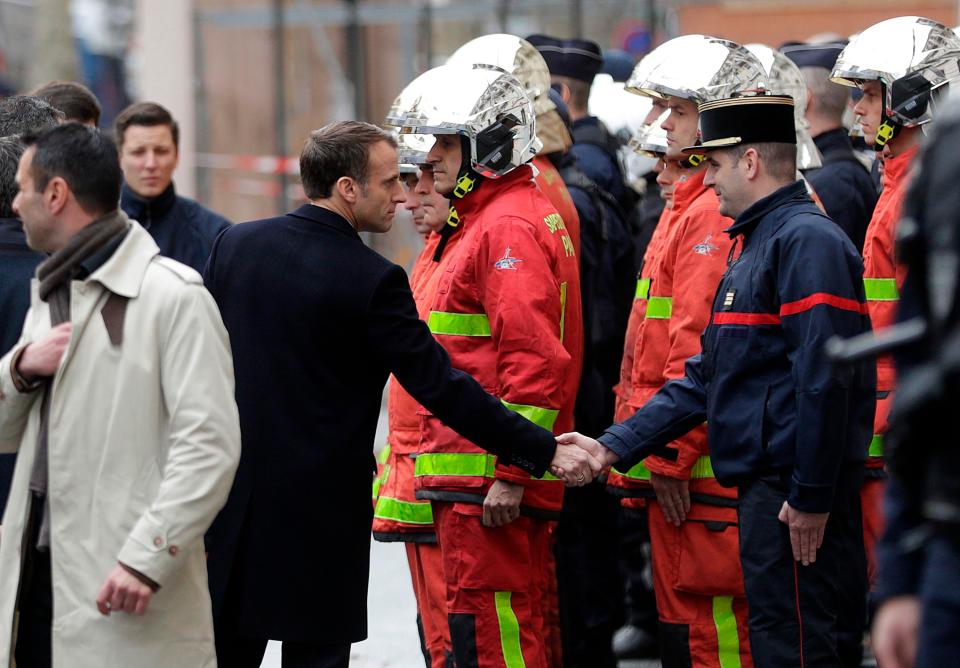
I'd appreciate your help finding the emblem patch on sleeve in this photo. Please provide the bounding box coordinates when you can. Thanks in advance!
[494,247,523,270]
[693,234,719,256]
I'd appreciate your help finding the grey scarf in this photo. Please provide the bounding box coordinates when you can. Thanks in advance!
[30,211,130,549]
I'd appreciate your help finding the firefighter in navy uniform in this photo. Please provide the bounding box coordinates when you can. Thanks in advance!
[558,94,875,667]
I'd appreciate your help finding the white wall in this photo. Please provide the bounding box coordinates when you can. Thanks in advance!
[133,0,195,197]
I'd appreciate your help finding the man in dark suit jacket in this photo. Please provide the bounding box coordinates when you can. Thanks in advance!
[204,121,599,668]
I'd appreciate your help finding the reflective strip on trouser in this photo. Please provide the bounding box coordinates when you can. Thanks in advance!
[712,596,743,668]
[863,278,899,302]
[636,277,651,300]
[495,592,526,668]
[645,296,673,319]
[374,496,434,525]
[869,434,884,458]
[415,452,559,481]
[427,311,491,336]
[621,455,714,482]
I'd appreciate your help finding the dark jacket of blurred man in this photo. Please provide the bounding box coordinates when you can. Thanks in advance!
[115,102,230,274]
[0,96,62,519]
[783,42,877,253]
[203,121,592,668]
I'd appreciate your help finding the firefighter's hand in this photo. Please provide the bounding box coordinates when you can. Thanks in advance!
[650,473,690,526]
[778,502,829,566]
[483,480,524,527]
[96,564,156,616]
[872,596,920,668]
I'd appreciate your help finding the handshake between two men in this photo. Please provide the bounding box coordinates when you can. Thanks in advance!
[549,433,619,486]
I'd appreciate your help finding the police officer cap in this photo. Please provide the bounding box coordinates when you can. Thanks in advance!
[683,95,797,153]
[780,41,847,70]
[527,34,604,82]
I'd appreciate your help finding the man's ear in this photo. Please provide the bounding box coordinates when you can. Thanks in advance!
[558,81,572,106]
[742,147,761,180]
[46,176,70,215]
[335,176,359,204]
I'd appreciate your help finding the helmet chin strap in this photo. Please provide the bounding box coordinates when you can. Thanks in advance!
[874,82,902,151]
[681,153,706,169]
[435,135,480,262]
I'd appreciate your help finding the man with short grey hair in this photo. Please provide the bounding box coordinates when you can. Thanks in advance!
[0,96,64,137]
[783,43,877,252]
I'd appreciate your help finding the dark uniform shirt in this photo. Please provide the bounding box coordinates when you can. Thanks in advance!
[805,128,878,253]
[120,182,231,274]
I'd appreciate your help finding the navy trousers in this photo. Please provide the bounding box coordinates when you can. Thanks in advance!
[738,465,867,667]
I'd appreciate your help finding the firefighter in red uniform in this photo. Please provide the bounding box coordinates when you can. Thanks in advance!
[830,16,960,588]
[388,63,583,668]
[372,120,460,665]
[606,35,768,667]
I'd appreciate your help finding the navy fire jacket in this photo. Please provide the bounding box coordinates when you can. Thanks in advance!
[599,181,876,513]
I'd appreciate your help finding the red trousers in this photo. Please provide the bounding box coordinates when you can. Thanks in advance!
[433,501,551,668]
[648,499,753,668]
[407,541,452,668]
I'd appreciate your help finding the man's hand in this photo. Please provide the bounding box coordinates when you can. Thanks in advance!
[778,501,829,566]
[552,432,619,485]
[483,479,524,527]
[17,322,72,382]
[650,473,690,526]
[872,596,920,668]
[96,564,155,616]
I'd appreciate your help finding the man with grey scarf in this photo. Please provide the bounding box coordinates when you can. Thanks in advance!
[0,123,239,667]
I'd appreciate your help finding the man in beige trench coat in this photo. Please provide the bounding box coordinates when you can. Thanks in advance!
[0,123,240,667]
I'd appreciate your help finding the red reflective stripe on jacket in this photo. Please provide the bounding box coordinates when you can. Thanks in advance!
[713,312,781,326]
[780,292,868,317]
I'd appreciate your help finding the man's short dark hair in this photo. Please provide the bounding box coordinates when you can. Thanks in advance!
[114,101,179,149]
[0,136,25,217]
[23,123,122,215]
[32,81,102,126]
[733,142,798,182]
[554,76,591,114]
[0,96,64,137]
[300,121,396,200]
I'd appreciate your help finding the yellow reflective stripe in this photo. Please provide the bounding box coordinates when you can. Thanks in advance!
[635,277,651,300]
[495,592,526,668]
[869,434,884,458]
[713,596,743,668]
[415,452,497,478]
[501,399,559,431]
[863,278,899,302]
[414,451,558,482]
[645,296,673,319]
[559,281,568,343]
[690,456,715,479]
[427,311,491,337]
[374,496,435,525]
[622,460,651,481]
[622,456,714,481]
[372,462,390,500]
[377,443,391,466]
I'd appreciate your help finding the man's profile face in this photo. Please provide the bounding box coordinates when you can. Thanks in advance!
[353,140,406,234]
[401,171,431,236]
[703,148,748,219]
[119,124,179,198]
[426,134,462,196]
[852,80,882,146]
[13,147,56,252]
[661,97,700,161]
[415,165,450,234]
[655,157,680,208]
